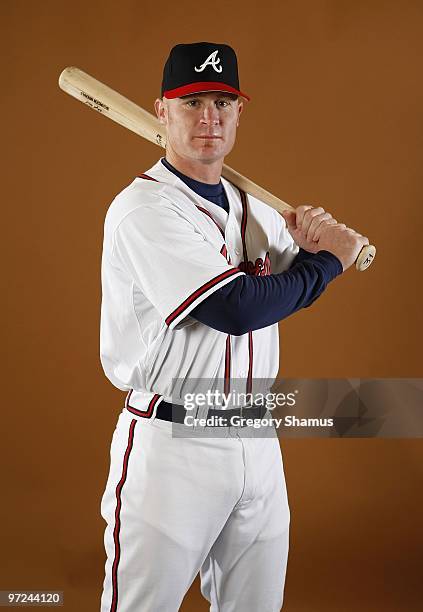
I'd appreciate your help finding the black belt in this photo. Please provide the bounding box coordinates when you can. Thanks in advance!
[155,400,268,426]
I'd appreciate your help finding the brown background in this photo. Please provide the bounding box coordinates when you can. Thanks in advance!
[1,0,422,610]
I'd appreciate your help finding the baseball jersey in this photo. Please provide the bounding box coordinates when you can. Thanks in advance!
[99,158,299,414]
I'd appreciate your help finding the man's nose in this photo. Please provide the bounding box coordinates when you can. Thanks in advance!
[200,104,220,124]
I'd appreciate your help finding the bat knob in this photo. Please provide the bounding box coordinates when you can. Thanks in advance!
[355,245,376,271]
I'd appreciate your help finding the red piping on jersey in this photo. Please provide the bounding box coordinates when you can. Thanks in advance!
[138,173,158,181]
[165,267,241,326]
[247,331,253,395]
[220,244,232,264]
[240,189,249,266]
[125,390,161,418]
[110,418,137,612]
[224,335,231,396]
[198,206,231,263]
[239,189,254,395]
[195,205,225,239]
[124,389,132,409]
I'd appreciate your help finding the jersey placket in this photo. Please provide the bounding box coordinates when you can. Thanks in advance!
[194,203,234,398]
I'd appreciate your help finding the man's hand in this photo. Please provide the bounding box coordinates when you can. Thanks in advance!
[316,223,369,271]
[282,205,369,272]
[281,205,338,253]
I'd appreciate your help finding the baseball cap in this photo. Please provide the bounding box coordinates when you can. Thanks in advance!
[161,42,250,101]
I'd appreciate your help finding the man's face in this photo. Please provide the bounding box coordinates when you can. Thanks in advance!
[154,91,243,164]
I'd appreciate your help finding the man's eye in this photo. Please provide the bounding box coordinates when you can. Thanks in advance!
[185,99,231,107]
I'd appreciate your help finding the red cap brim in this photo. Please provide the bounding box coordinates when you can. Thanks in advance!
[163,81,250,101]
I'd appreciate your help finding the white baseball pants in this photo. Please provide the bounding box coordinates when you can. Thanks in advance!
[100,407,290,611]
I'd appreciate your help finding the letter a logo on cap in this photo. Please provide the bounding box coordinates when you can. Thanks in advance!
[194,50,223,73]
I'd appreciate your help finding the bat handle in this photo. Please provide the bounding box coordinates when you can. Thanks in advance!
[355,244,376,271]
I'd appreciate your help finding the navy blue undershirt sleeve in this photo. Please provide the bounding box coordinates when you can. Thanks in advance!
[287,247,333,308]
[291,247,316,265]
[190,251,343,335]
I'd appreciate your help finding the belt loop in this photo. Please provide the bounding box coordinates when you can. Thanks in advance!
[196,404,209,424]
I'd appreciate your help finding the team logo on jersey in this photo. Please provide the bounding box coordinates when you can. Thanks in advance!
[194,50,223,73]
[239,252,271,276]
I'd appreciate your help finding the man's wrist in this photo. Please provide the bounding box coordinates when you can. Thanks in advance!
[312,250,344,277]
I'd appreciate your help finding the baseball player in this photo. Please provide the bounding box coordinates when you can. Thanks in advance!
[99,42,368,611]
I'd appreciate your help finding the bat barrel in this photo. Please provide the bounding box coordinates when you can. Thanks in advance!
[58,67,167,147]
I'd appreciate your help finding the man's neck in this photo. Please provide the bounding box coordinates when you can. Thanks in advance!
[165,150,223,184]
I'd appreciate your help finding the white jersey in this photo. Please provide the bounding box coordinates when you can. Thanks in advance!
[99,158,298,414]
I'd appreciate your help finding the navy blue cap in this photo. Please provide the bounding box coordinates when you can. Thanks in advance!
[161,42,250,101]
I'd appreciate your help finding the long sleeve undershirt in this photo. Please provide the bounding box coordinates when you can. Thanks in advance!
[190,249,342,335]
[160,157,343,335]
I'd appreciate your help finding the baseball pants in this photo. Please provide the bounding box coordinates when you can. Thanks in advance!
[100,406,290,611]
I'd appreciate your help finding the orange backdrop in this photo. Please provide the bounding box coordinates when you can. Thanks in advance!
[1,0,422,610]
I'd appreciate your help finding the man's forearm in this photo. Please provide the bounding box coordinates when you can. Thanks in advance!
[190,250,343,335]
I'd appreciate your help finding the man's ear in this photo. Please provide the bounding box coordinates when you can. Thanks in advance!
[236,100,244,127]
[154,97,167,124]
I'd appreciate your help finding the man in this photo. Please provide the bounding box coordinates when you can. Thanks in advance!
[99,42,368,611]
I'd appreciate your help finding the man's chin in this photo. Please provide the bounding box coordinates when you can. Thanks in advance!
[191,145,229,163]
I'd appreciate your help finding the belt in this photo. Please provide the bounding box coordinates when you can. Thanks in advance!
[155,400,268,426]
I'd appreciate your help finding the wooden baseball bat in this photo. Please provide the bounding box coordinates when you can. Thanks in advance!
[58,66,376,272]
